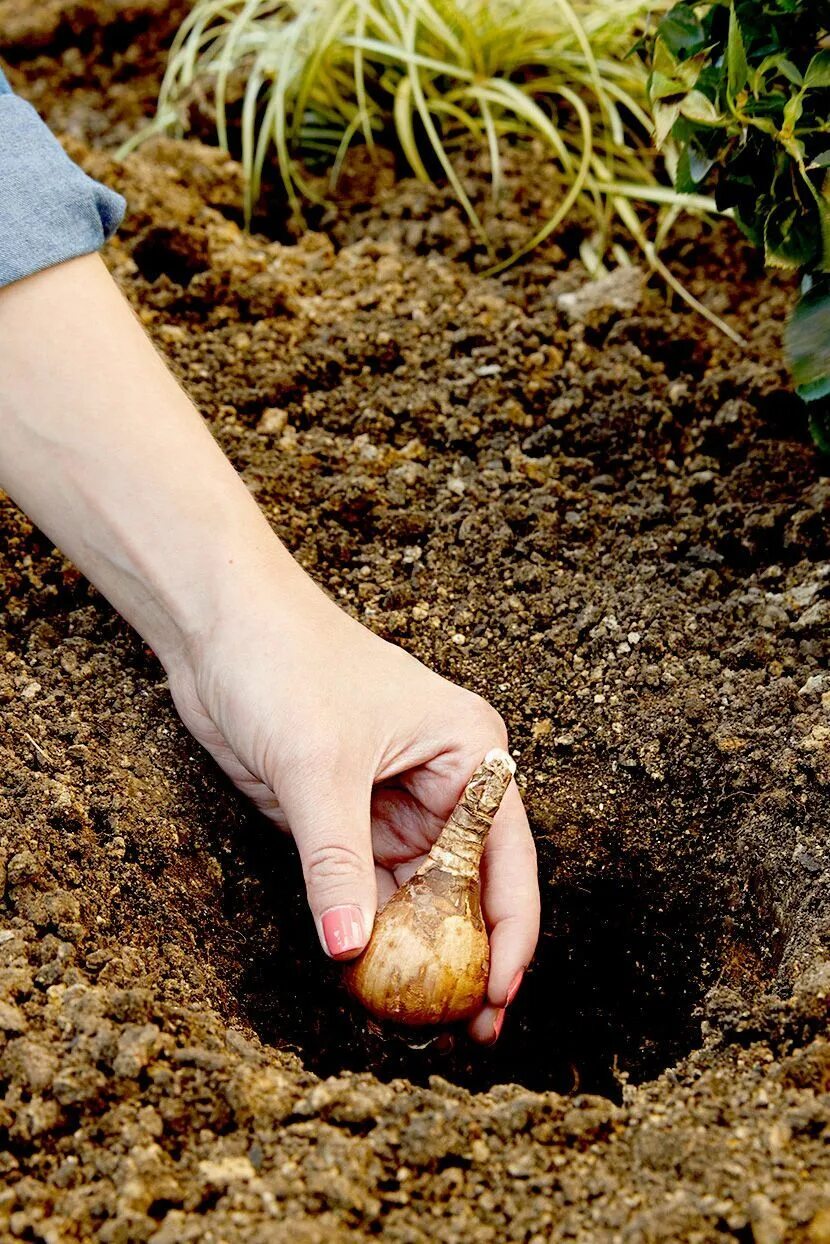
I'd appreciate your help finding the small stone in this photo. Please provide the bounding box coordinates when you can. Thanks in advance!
[688,544,723,567]
[799,673,827,697]
[556,266,644,320]
[113,1023,161,1077]
[1,1037,58,1091]
[505,1149,537,1178]
[796,850,823,874]
[411,603,429,622]
[793,599,830,633]
[627,631,642,645]
[20,682,41,700]
[0,1001,27,1033]
[716,736,747,753]
[532,718,553,739]
[451,633,466,646]
[749,1193,786,1244]
[474,363,501,377]
[802,723,830,751]
[7,851,38,886]
[257,406,289,435]
[198,1156,257,1187]
[788,581,822,609]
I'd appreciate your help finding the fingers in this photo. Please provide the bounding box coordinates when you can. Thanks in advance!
[468,780,539,1044]
[370,785,443,867]
[279,777,377,961]
[375,863,397,908]
[469,1001,507,1046]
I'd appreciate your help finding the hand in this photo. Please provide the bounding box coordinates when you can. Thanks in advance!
[167,577,540,1044]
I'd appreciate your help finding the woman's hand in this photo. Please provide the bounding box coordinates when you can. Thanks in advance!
[168,581,540,1044]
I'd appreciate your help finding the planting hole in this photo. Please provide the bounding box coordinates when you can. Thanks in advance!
[223,765,779,1100]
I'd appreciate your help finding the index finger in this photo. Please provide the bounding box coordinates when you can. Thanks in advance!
[467,779,540,1044]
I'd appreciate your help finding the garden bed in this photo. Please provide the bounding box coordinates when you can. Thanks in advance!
[0,2,828,1240]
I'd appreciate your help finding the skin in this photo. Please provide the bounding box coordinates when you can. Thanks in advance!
[0,252,540,1043]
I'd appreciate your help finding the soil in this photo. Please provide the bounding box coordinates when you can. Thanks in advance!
[1,2,829,1240]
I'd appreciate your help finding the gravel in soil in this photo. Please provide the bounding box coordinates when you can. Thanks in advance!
[0,4,829,1240]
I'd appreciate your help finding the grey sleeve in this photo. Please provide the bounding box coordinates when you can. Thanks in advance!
[0,68,126,288]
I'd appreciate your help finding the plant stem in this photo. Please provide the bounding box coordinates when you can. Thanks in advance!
[427,748,515,879]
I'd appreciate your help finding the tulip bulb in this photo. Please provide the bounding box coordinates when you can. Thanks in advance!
[344,748,516,1025]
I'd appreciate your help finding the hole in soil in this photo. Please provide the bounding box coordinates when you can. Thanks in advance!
[221,767,778,1101]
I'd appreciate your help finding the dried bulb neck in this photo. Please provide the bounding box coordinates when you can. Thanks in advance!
[425,748,515,882]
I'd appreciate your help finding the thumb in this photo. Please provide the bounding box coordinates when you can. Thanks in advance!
[280,779,377,960]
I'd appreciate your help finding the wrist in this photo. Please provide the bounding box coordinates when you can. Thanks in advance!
[160,522,345,684]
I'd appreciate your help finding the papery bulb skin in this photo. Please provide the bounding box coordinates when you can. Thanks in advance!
[344,866,489,1024]
[344,749,516,1026]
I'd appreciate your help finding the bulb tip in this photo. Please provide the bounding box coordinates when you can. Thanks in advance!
[484,747,516,775]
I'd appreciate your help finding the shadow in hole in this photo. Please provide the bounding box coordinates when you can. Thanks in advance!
[227,825,740,1100]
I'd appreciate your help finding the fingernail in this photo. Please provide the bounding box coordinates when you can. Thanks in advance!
[487,1008,506,1045]
[506,969,525,1006]
[321,905,365,958]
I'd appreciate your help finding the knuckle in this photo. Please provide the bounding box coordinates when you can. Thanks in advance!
[302,840,370,890]
[467,693,508,742]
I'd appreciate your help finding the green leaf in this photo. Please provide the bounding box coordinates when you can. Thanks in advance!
[804,51,830,90]
[657,5,706,59]
[786,279,830,404]
[764,199,820,269]
[679,89,722,125]
[808,406,830,453]
[811,151,830,169]
[688,142,716,183]
[754,56,802,89]
[727,6,749,99]
[653,99,682,147]
[675,144,696,193]
[676,141,716,191]
[651,41,707,93]
[649,69,688,105]
[782,90,804,133]
[820,196,830,272]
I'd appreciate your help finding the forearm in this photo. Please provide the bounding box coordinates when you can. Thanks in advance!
[0,253,318,668]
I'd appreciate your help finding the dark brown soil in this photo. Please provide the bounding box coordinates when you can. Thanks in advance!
[1,3,829,1240]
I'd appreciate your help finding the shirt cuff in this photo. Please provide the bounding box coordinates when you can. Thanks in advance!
[0,93,126,288]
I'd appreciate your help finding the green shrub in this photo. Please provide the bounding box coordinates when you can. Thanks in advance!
[646,0,830,446]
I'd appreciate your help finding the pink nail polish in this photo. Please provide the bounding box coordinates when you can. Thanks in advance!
[506,969,525,1006]
[490,1008,506,1044]
[321,905,365,958]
